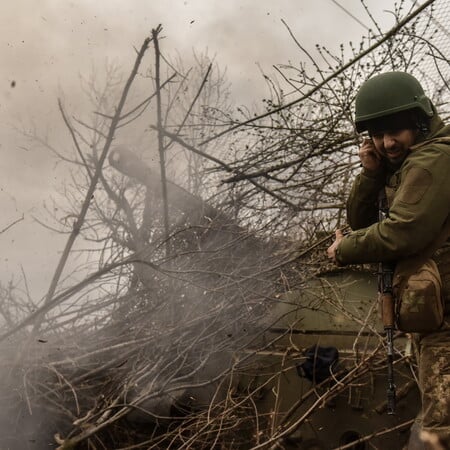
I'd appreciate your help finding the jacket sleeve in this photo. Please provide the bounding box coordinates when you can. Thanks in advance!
[346,168,385,230]
[336,145,450,265]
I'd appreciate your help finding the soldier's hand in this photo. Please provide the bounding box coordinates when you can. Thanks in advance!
[359,138,382,172]
[327,229,344,263]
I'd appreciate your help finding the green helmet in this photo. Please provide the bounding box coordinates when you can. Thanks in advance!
[354,72,434,132]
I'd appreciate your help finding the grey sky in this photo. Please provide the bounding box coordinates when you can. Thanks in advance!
[0,0,400,298]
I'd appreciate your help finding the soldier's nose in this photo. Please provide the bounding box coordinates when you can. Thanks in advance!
[384,135,396,150]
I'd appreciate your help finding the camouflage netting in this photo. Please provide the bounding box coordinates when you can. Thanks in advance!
[412,0,450,115]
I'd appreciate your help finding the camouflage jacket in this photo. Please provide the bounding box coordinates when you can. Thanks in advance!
[336,113,450,266]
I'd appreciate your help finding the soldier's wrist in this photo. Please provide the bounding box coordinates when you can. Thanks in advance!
[361,166,384,179]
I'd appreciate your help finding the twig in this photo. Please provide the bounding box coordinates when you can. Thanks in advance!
[197,0,437,147]
[172,62,212,140]
[58,100,93,180]
[152,25,171,256]
[153,128,299,210]
[32,35,152,334]
[332,418,415,449]
[0,214,24,234]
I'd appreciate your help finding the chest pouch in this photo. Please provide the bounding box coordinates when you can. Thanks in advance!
[393,258,444,333]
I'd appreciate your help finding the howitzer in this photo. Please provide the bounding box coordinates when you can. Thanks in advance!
[378,194,396,414]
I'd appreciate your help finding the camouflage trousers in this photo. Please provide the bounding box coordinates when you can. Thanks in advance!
[416,324,450,448]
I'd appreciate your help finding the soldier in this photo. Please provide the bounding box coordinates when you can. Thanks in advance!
[327,71,450,448]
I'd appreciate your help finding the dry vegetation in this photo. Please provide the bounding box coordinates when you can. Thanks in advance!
[0,1,449,448]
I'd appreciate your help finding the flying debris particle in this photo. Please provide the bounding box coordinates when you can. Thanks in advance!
[10,80,16,88]
[37,339,48,343]
[190,20,195,24]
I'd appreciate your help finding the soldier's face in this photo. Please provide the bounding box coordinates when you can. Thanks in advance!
[370,128,418,165]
